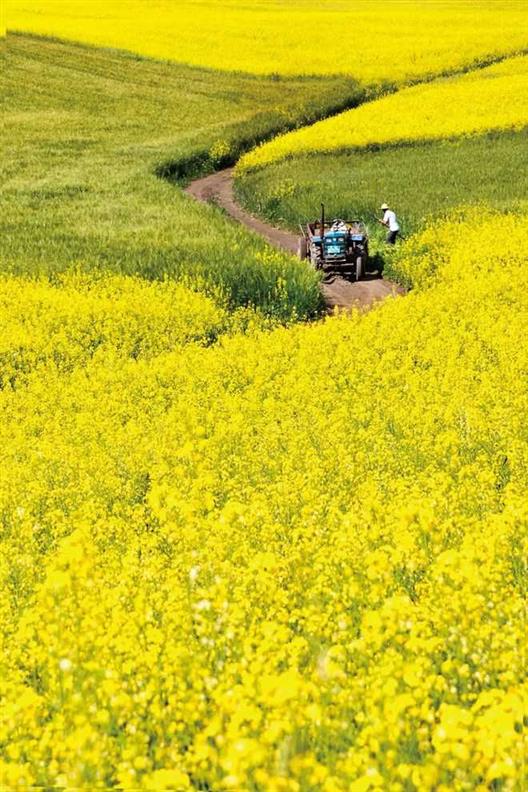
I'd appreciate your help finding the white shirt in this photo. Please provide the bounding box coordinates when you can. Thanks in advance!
[383,209,400,232]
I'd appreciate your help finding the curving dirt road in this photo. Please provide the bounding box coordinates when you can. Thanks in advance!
[185,168,404,312]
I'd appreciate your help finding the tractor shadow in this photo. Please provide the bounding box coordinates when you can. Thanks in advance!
[367,251,387,276]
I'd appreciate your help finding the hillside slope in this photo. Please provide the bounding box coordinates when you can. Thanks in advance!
[2,34,363,318]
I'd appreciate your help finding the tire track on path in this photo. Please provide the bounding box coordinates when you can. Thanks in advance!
[185,167,404,312]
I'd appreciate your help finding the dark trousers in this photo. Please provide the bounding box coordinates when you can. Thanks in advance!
[386,230,399,245]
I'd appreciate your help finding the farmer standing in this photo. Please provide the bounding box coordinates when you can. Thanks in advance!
[378,202,400,244]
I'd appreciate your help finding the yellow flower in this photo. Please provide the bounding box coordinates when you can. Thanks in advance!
[142,768,191,790]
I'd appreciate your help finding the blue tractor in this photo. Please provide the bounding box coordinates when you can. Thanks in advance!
[298,203,369,281]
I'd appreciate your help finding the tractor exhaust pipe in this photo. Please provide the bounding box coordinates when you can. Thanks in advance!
[321,202,325,239]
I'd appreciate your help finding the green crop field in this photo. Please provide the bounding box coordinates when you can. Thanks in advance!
[2,34,366,319]
[235,130,528,244]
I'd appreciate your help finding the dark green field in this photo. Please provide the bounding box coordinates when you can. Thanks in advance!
[235,130,528,244]
[2,34,366,319]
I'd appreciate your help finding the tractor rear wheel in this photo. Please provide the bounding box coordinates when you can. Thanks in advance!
[309,247,323,269]
[297,237,307,260]
[355,255,363,282]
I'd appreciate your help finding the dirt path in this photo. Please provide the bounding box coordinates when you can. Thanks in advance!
[185,168,404,311]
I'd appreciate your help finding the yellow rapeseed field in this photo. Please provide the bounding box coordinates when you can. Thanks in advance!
[6,0,528,82]
[0,273,266,389]
[1,210,527,789]
[239,55,528,171]
[2,4,528,788]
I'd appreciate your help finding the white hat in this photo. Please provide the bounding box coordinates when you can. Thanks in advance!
[381,203,389,210]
